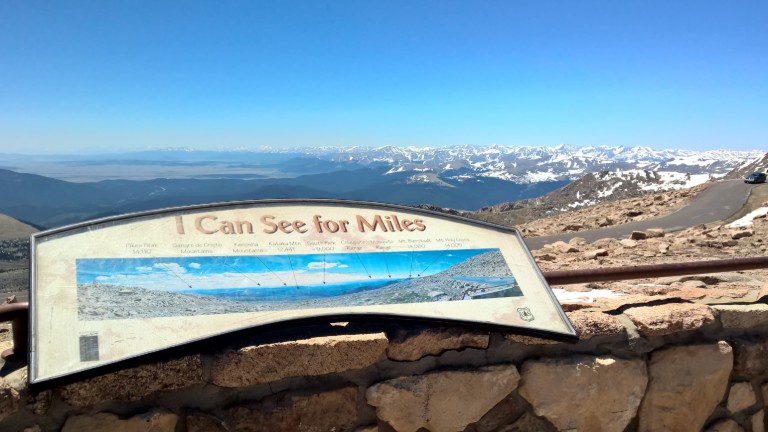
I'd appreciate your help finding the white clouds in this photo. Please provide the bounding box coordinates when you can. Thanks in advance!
[306,261,344,270]
[153,262,186,273]
[188,262,201,269]
[135,266,153,272]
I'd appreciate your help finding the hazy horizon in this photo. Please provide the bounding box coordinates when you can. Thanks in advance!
[0,143,765,158]
[2,1,766,154]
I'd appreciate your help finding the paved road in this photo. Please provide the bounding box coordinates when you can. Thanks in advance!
[524,180,760,250]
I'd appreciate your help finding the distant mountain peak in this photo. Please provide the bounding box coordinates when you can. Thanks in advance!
[266,144,761,185]
[0,145,761,228]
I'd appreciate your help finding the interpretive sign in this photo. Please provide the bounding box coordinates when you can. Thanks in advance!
[30,200,575,383]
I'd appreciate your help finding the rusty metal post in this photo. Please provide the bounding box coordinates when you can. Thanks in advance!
[542,256,768,285]
[0,302,29,363]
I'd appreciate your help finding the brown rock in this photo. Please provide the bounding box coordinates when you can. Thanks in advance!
[727,382,757,413]
[674,273,761,286]
[597,217,614,227]
[496,412,556,432]
[706,239,725,248]
[731,228,755,239]
[471,394,528,432]
[186,413,228,432]
[212,333,387,387]
[631,231,648,240]
[682,279,708,288]
[763,383,768,406]
[706,230,723,239]
[60,356,202,406]
[732,339,768,378]
[623,303,715,336]
[655,276,685,285]
[566,310,626,340]
[714,304,768,329]
[504,334,560,345]
[601,294,671,312]
[705,419,745,432]
[366,364,520,432]
[0,377,20,422]
[568,236,587,245]
[387,327,489,361]
[655,273,762,287]
[671,287,756,303]
[552,241,579,253]
[3,366,27,392]
[519,355,647,432]
[27,389,52,416]
[619,239,638,248]
[638,342,733,432]
[61,409,178,432]
[594,237,617,246]
[583,249,609,259]
[560,302,594,312]
[534,253,557,262]
[646,228,666,238]
[715,272,764,284]
[752,410,764,432]
[230,386,359,432]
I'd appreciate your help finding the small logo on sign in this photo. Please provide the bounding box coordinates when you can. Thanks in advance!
[517,307,535,321]
[79,334,99,361]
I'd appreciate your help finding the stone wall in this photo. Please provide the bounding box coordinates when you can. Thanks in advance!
[2,289,768,431]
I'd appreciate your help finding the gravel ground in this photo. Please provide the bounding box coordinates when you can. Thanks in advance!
[78,283,266,320]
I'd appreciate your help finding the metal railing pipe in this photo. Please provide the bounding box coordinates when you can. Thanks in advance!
[542,256,768,285]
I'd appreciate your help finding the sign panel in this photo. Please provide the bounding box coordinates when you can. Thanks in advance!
[31,200,575,383]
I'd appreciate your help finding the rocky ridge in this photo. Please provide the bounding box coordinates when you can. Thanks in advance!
[725,151,768,180]
[472,182,707,235]
[531,199,768,274]
[526,196,768,320]
[469,153,764,227]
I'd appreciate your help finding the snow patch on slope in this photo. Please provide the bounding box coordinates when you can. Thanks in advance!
[726,208,768,228]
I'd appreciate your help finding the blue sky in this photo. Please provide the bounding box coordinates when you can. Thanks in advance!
[2,1,766,153]
[75,249,493,290]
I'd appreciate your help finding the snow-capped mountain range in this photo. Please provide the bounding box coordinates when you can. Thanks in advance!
[0,144,763,228]
[266,144,763,185]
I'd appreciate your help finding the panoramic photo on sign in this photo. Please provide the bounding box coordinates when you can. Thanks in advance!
[30,200,575,383]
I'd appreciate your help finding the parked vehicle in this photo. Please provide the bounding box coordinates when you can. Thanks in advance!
[744,172,767,184]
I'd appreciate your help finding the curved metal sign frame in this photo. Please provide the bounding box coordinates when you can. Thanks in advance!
[30,199,575,384]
